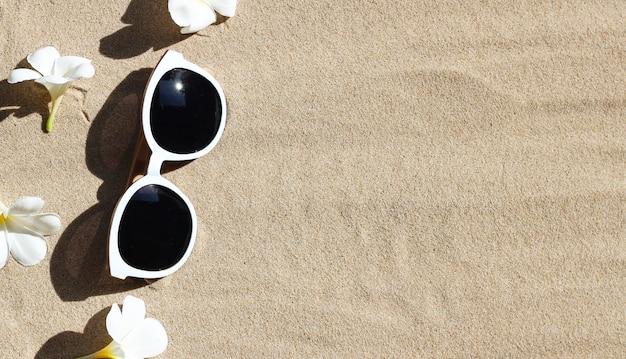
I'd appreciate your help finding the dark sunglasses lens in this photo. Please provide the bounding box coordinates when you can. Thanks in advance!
[118,184,193,271]
[150,68,222,154]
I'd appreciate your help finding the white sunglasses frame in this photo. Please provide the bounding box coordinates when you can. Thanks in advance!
[108,50,227,279]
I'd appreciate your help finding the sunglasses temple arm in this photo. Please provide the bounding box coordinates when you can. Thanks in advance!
[126,130,151,187]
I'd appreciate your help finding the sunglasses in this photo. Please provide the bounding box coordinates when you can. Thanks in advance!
[108,50,226,279]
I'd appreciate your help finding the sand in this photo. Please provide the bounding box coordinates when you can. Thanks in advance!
[0,1,625,357]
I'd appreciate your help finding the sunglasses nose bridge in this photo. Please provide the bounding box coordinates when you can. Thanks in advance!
[147,152,165,176]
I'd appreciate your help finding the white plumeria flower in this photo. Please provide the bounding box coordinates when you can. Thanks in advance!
[77,296,168,359]
[7,46,95,131]
[168,0,237,34]
[0,197,61,268]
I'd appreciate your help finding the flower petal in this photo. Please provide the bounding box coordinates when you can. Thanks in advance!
[168,0,199,26]
[209,0,237,17]
[15,213,62,235]
[0,222,10,269]
[106,296,146,343]
[67,61,95,80]
[0,201,8,213]
[7,197,44,216]
[183,11,217,34]
[169,0,216,33]
[36,75,71,85]
[27,46,60,77]
[7,68,43,83]
[122,318,168,358]
[54,56,94,79]
[106,303,127,343]
[5,220,48,266]
[36,79,71,100]
[121,295,147,327]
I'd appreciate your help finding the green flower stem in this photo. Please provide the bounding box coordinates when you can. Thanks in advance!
[46,95,64,132]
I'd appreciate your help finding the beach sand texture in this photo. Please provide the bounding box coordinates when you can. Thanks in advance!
[0,1,625,357]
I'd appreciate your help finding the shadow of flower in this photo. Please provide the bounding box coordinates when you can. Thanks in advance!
[0,74,50,129]
[99,0,187,59]
[34,307,110,359]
